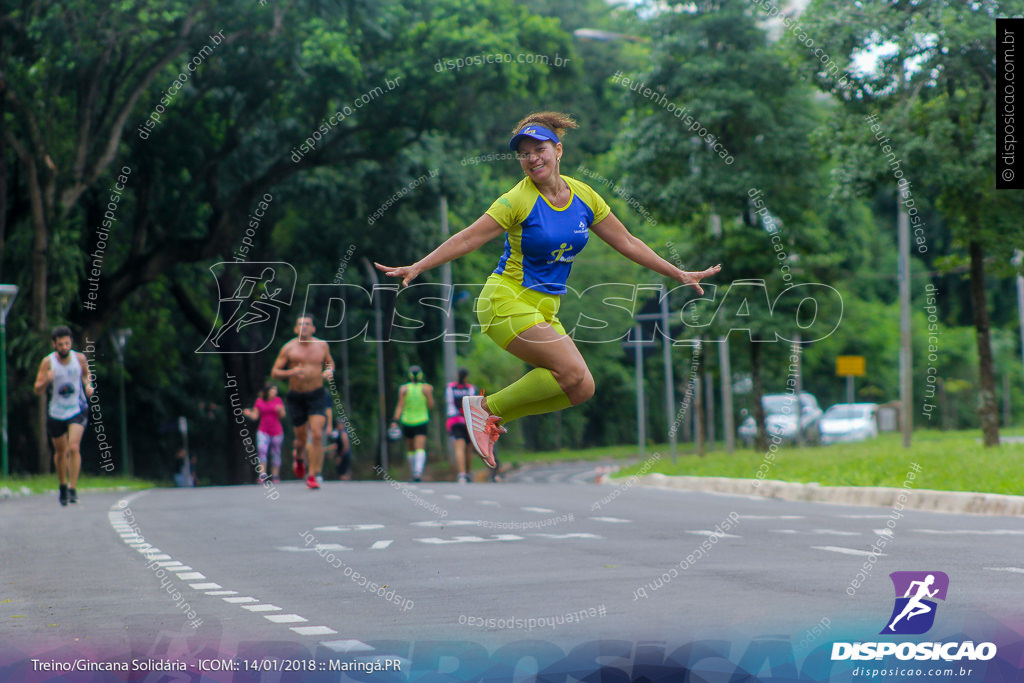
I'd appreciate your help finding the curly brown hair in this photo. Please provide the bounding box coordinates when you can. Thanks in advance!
[511,112,578,140]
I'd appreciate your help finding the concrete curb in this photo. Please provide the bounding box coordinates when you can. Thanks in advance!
[626,474,1024,517]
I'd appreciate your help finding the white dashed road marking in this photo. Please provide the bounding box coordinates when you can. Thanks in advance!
[109,495,342,642]
[416,535,523,544]
[985,567,1024,574]
[266,614,307,624]
[243,604,282,612]
[589,517,631,523]
[813,546,887,557]
[686,530,742,539]
[370,540,393,550]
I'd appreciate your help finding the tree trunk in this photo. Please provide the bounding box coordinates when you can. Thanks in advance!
[750,336,768,452]
[969,240,999,446]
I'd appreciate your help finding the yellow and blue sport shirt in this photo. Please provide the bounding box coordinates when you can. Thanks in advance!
[485,176,611,295]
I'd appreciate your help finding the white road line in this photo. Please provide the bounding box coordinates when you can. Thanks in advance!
[293,626,338,636]
[531,533,602,539]
[416,535,523,544]
[243,604,282,612]
[478,500,500,506]
[370,540,393,550]
[985,567,1024,574]
[321,639,374,652]
[589,517,631,523]
[109,494,341,642]
[411,520,479,527]
[772,529,859,536]
[838,514,892,519]
[521,506,555,513]
[813,546,887,557]
[443,495,463,500]
[874,529,894,537]
[265,614,307,624]
[913,529,1024,535]
[685,530,742,539]
[739,515,806,520]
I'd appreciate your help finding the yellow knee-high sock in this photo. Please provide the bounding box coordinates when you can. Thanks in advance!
[487,368,572,424]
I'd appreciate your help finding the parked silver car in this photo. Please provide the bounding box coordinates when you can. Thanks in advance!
[820,403,879,444]
[738,393,823,447]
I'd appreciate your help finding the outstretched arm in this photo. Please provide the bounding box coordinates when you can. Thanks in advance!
[591,212,721,294]
[375,214,504,287]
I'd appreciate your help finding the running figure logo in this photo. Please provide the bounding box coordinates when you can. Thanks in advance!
[881,571,949,635]
[197,262,296,354]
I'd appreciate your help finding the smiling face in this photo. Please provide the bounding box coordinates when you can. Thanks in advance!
[516,138,562,184]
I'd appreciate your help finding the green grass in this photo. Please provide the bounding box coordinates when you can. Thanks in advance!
[1,474,156,496]
[507,430,1024,496]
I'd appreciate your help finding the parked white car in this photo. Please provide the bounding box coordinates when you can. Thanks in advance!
[738,393,823,447]
[819,403,879,444]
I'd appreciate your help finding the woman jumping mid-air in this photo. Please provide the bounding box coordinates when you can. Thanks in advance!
[376,111,721,466]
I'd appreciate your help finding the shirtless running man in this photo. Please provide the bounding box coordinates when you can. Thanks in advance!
[271,315,334,489]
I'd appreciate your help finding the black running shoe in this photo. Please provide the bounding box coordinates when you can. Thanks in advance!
[68,488,78,504]
[59,484,68,506]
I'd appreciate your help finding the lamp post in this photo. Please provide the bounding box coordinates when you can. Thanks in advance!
[0,285,18,478]
[362,258,390,473]
[111,328,132,475]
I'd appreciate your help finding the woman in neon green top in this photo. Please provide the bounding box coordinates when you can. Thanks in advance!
[377,111,721,468]
[391,365,434,482]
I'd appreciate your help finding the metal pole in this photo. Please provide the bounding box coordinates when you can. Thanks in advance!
[440,196,457,386]
[1,322,7,478]
[847,376,854,405]
[362,258,389,472]
[660,288,676,463]
[705,370,715,448]
[1016,269,1024,395]
[794,334,803,447]
[119,355,129,475]
[635,324,645,461]
[898,199,913,447]
[719,336,735,454]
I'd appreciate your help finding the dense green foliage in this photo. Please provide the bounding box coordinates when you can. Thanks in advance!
[2,0,1019,483]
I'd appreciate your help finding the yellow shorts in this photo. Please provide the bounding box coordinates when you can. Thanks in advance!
[474,273,565,349]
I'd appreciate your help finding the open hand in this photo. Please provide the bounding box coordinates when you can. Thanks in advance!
[374,261,421,288]
[676,264,722,295]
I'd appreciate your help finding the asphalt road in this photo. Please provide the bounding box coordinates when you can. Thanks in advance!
[2,465,1023,677]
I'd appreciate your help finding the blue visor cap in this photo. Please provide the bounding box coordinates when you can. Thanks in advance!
[509,125,561,152]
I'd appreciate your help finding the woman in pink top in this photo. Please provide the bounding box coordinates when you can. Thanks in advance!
[245,383,286,482]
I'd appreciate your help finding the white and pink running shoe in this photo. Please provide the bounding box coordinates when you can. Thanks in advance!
[462,395,505,468]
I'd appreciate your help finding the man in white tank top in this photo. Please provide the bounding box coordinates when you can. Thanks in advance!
[33,325,93,506]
